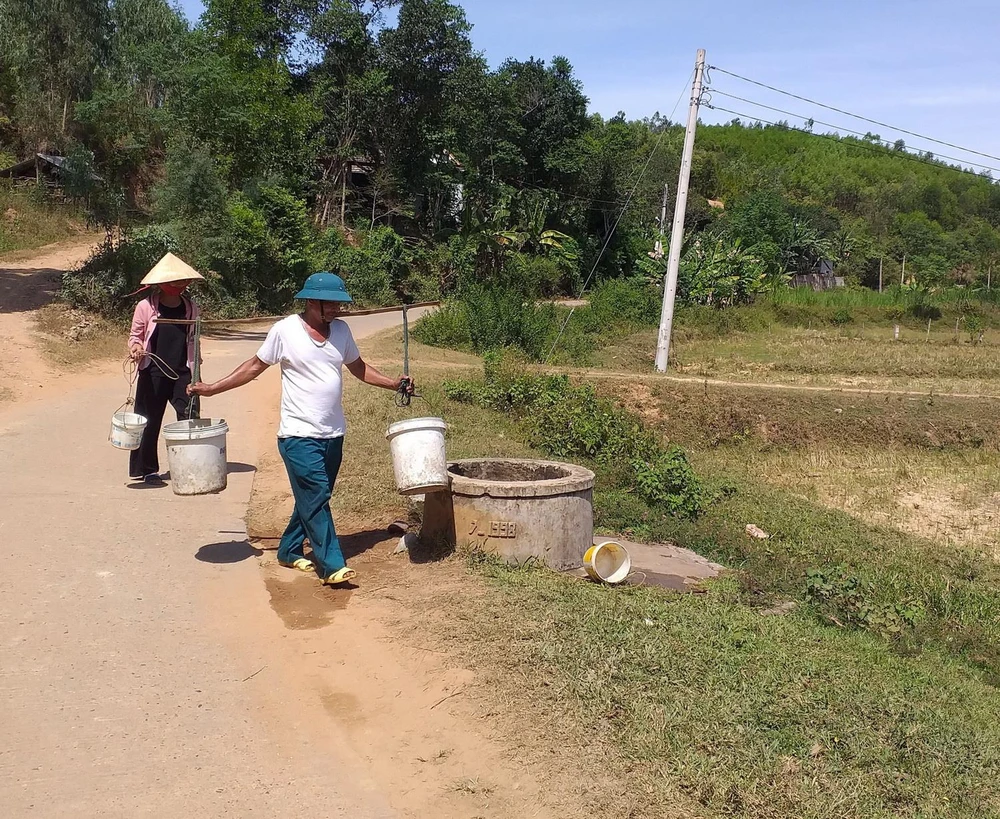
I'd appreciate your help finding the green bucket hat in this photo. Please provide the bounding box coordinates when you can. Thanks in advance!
[294,271,353,303]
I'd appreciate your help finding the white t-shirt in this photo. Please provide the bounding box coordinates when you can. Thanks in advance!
[256,315,361,439]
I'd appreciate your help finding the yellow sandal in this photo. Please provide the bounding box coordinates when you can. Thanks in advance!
[322,567,357,586]
[279,558,315,573]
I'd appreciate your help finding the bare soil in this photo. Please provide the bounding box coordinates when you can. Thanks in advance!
[0,236,108,405]
[244,339,600,818]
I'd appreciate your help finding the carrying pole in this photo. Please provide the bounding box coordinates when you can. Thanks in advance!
[402,305,410,380]
[654,49,706,373]
[186,318,202,419]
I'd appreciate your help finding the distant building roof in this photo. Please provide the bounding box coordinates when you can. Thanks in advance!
[0,153,102,181]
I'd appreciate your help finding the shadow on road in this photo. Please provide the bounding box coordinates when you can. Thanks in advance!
[0,268,62,313]
[340,528,394,560]
[197,539,264,564]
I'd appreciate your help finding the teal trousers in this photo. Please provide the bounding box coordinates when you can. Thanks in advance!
[276,436,346,577]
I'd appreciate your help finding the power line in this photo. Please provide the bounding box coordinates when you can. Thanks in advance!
[707,89,1000,175]
[517,181,630,208]
[704,102,1000,180]
[708,65,1000,166]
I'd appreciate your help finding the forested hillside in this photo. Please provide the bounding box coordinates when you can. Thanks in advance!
[2,0,998,314]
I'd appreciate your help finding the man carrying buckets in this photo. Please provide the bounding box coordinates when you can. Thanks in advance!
[187,272,414,586]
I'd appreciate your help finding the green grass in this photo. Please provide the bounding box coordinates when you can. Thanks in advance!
[342,327,1000,818]
[0,185,84,255]
[591,379,1000,670]
[453,560,1000,818]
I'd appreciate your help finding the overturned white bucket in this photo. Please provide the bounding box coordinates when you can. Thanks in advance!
[163,418,229,496]
[110,411,148,451]
[584,539,632,584]
[386,416,448,496]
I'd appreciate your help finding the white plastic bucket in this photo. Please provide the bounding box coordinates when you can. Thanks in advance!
[584,539,632,584]
[162,418,229,496]
[110,411,148,451]
[385,416,448,496]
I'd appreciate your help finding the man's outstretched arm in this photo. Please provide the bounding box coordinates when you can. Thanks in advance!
[188,356,271,397]
[346,356,412,393]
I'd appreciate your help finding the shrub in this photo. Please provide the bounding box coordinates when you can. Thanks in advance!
[415,288,558,359]
[62,226,180,317]
[630,449,705,517]
[508,254,564,298]
[460,284,558,360]
[589,277,660,327]
[203,186,320,313]
[445,351,705,518]
[323,225,406,307]
[412,301,472,349]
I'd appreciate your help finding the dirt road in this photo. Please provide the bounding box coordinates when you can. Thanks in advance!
[0,241,569,819]
[0,237,104,404]
[0,242,428,817]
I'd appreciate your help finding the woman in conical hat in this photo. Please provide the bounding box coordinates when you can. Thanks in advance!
[126,252,205,486]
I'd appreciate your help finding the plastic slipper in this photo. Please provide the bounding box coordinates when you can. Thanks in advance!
[322,567,357,586]
[278,558,314,573]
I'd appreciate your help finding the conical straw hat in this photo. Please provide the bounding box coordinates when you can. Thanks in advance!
[140,252,205,285]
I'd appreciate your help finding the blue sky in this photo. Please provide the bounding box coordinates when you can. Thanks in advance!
[175,0,1000,172]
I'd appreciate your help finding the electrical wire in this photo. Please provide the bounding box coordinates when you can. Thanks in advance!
[517,181,630,208]
[703,102,1000,180]
[707,89,1000,175]
[708,65,1000,166]
[543,68,695,363]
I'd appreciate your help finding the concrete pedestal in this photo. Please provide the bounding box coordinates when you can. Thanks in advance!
[421,459,595,571]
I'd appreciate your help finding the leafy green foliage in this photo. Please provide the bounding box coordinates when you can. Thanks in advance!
[444,351,706,519]
[630,450,705,518]
[678,235,770,306]
[588,277,660,326]
[62,226,179,316]
[805,567,924,638]
[8,0,1000,320]
[323,225,406,307]
[414,285,559,359]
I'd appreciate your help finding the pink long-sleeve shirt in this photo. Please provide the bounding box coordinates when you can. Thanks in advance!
[128,294,200,370]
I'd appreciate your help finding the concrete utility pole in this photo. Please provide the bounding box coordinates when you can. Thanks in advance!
[655,49,706,373]
[878,257,883,293]
[653,183,669,258]
[900,254,906,286]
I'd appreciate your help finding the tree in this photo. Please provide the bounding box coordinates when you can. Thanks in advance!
[0,0,110,151]
[376,0,478,192]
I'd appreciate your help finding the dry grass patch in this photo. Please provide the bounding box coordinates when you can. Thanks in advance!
[711,445,1000,559]
[33,304,123,368]
[0,190,88,256]
[595,324,1000,395]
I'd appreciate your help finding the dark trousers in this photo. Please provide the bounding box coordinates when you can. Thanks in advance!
[129,368,199,478]
[277,436,346,577]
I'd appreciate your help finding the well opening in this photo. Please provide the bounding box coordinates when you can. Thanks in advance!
[449,460,571,482]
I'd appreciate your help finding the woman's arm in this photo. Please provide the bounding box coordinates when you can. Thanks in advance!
[187,356,270,397]
[128,300,149,361]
